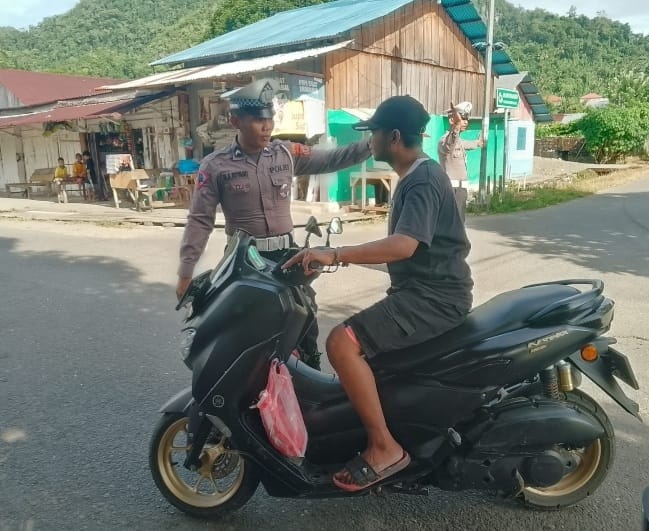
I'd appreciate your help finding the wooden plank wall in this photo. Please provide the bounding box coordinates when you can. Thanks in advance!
[325,0,487,114]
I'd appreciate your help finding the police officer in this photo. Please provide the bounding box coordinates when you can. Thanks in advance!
[176,78,371,370]
[437,101,483,184]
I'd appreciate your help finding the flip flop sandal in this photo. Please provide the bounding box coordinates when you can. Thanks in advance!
[332,451,411,492]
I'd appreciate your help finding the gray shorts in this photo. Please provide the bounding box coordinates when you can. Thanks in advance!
[345,289,467,359]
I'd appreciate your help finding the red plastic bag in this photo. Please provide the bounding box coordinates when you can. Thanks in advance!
[256,359,308,458]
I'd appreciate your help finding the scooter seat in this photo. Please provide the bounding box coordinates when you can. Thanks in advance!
[371,284,580,373]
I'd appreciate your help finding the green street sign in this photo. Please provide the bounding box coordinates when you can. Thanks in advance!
[496,87,519,109]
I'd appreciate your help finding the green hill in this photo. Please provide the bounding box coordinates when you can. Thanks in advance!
[474,0,649,105]
[0,0,216,78]
[2,0,649,108]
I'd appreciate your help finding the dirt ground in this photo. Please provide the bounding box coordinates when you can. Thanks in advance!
[526,156,649,191]
[529,156,639,180]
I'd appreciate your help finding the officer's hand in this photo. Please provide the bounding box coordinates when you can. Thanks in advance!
[176,277,192,301]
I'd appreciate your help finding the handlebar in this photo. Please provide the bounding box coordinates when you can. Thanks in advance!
[308,261,324,271]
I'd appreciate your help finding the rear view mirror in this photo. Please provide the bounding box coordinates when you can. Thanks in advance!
[325,217,343,247]
[305,216,322,237]
[327,217,343,235]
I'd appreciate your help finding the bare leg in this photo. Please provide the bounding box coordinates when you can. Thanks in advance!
[326,324,403,482]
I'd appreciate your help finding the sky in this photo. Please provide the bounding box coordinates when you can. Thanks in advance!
[0,0,648,35]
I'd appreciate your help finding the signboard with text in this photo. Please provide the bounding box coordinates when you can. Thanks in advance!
[496,87,520,109]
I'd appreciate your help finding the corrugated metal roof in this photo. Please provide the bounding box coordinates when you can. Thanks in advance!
[151,0,520,79]
[151,0,414,67]
[0,92,171,129]
[496,72,552,123]
[0,69,124,108]
[102,42,352,91]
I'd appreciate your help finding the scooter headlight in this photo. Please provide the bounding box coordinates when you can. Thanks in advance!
[179,328,196,359]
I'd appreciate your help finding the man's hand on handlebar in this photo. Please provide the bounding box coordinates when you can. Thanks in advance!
[282,247,337,275]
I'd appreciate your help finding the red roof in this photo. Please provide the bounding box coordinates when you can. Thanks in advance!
[545,95,563,104]
[0,69,125,107]
[0,101,132,129]
[580,93,603,100]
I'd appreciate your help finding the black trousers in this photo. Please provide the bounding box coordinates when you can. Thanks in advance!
[259,248,320,358]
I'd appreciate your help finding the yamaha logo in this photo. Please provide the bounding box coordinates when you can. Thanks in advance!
[212,395,225,408]
[528,330,569,353]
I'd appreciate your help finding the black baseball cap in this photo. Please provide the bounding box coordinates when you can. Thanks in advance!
[352,95,430,135]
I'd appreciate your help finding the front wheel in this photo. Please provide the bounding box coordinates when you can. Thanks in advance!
[149,413,260,518]
[521,389,615,509]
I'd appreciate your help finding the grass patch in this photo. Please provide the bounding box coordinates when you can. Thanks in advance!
[468,163,649,215]
[468,187,592,214]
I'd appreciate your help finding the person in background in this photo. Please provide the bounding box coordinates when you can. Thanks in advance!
[71,152,88,199]
[437,101,483,185]
[83,150,106,201]
[53,157,69,203]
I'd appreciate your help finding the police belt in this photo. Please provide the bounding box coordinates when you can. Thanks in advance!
[254,233,293,252]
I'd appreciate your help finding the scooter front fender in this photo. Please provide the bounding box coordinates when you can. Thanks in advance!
[159,386,193,414]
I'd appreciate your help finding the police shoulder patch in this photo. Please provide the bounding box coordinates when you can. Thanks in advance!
[197,169,211,189]
[290,143,312,157]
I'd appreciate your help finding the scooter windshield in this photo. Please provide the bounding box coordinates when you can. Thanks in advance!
[209,232,241,284]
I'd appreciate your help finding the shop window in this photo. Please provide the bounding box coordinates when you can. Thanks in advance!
[94,126,144,173]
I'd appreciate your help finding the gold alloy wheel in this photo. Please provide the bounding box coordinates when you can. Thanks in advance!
[156,417,245,508]
[524,440,602,497]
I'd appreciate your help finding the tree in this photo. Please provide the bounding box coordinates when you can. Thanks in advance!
[206,0,331,38]
[575,104,649,163]
[608,71,649,106]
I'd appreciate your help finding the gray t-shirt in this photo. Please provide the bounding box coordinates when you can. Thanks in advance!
[388,158,473,310]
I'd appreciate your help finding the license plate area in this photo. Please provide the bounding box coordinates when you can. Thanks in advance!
[607,347,640,390]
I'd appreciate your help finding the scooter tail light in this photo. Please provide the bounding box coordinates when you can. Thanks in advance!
[580,344,598,362]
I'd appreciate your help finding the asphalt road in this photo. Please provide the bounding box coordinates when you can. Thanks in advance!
[1,177,649,531]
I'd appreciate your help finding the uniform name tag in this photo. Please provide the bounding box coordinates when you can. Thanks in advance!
[219,170,249,181]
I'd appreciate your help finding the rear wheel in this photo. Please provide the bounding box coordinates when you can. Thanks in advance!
[521,390,615,509]
[149,413,259,518]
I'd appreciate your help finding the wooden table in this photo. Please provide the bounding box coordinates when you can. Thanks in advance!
[109,169,193,211]
[349,171,398,209]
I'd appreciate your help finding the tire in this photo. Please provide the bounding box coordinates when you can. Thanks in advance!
[149,413,260,518]
[521,389,615,510]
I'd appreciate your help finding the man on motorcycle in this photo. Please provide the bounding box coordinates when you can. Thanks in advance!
[283,95,473,491]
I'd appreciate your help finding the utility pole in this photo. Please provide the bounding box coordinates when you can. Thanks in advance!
[478,0,496,205]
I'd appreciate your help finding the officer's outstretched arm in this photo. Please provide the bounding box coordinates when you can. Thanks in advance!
[287,140,371,176]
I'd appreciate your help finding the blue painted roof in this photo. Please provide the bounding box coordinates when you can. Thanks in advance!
[441,0,517,76]
[151,0,413,66]
[152,0,519,78]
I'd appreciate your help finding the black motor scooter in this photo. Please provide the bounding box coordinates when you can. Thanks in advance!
[150,219,641,519]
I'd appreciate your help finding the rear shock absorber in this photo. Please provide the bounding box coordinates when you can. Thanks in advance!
[540,366,560,399]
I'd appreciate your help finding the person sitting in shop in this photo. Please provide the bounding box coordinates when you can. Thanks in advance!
[53,157,70,203]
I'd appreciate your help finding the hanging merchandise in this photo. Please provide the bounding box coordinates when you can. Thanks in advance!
[42,121,76,136]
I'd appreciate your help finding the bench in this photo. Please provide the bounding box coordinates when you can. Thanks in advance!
[5,168,56,198]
